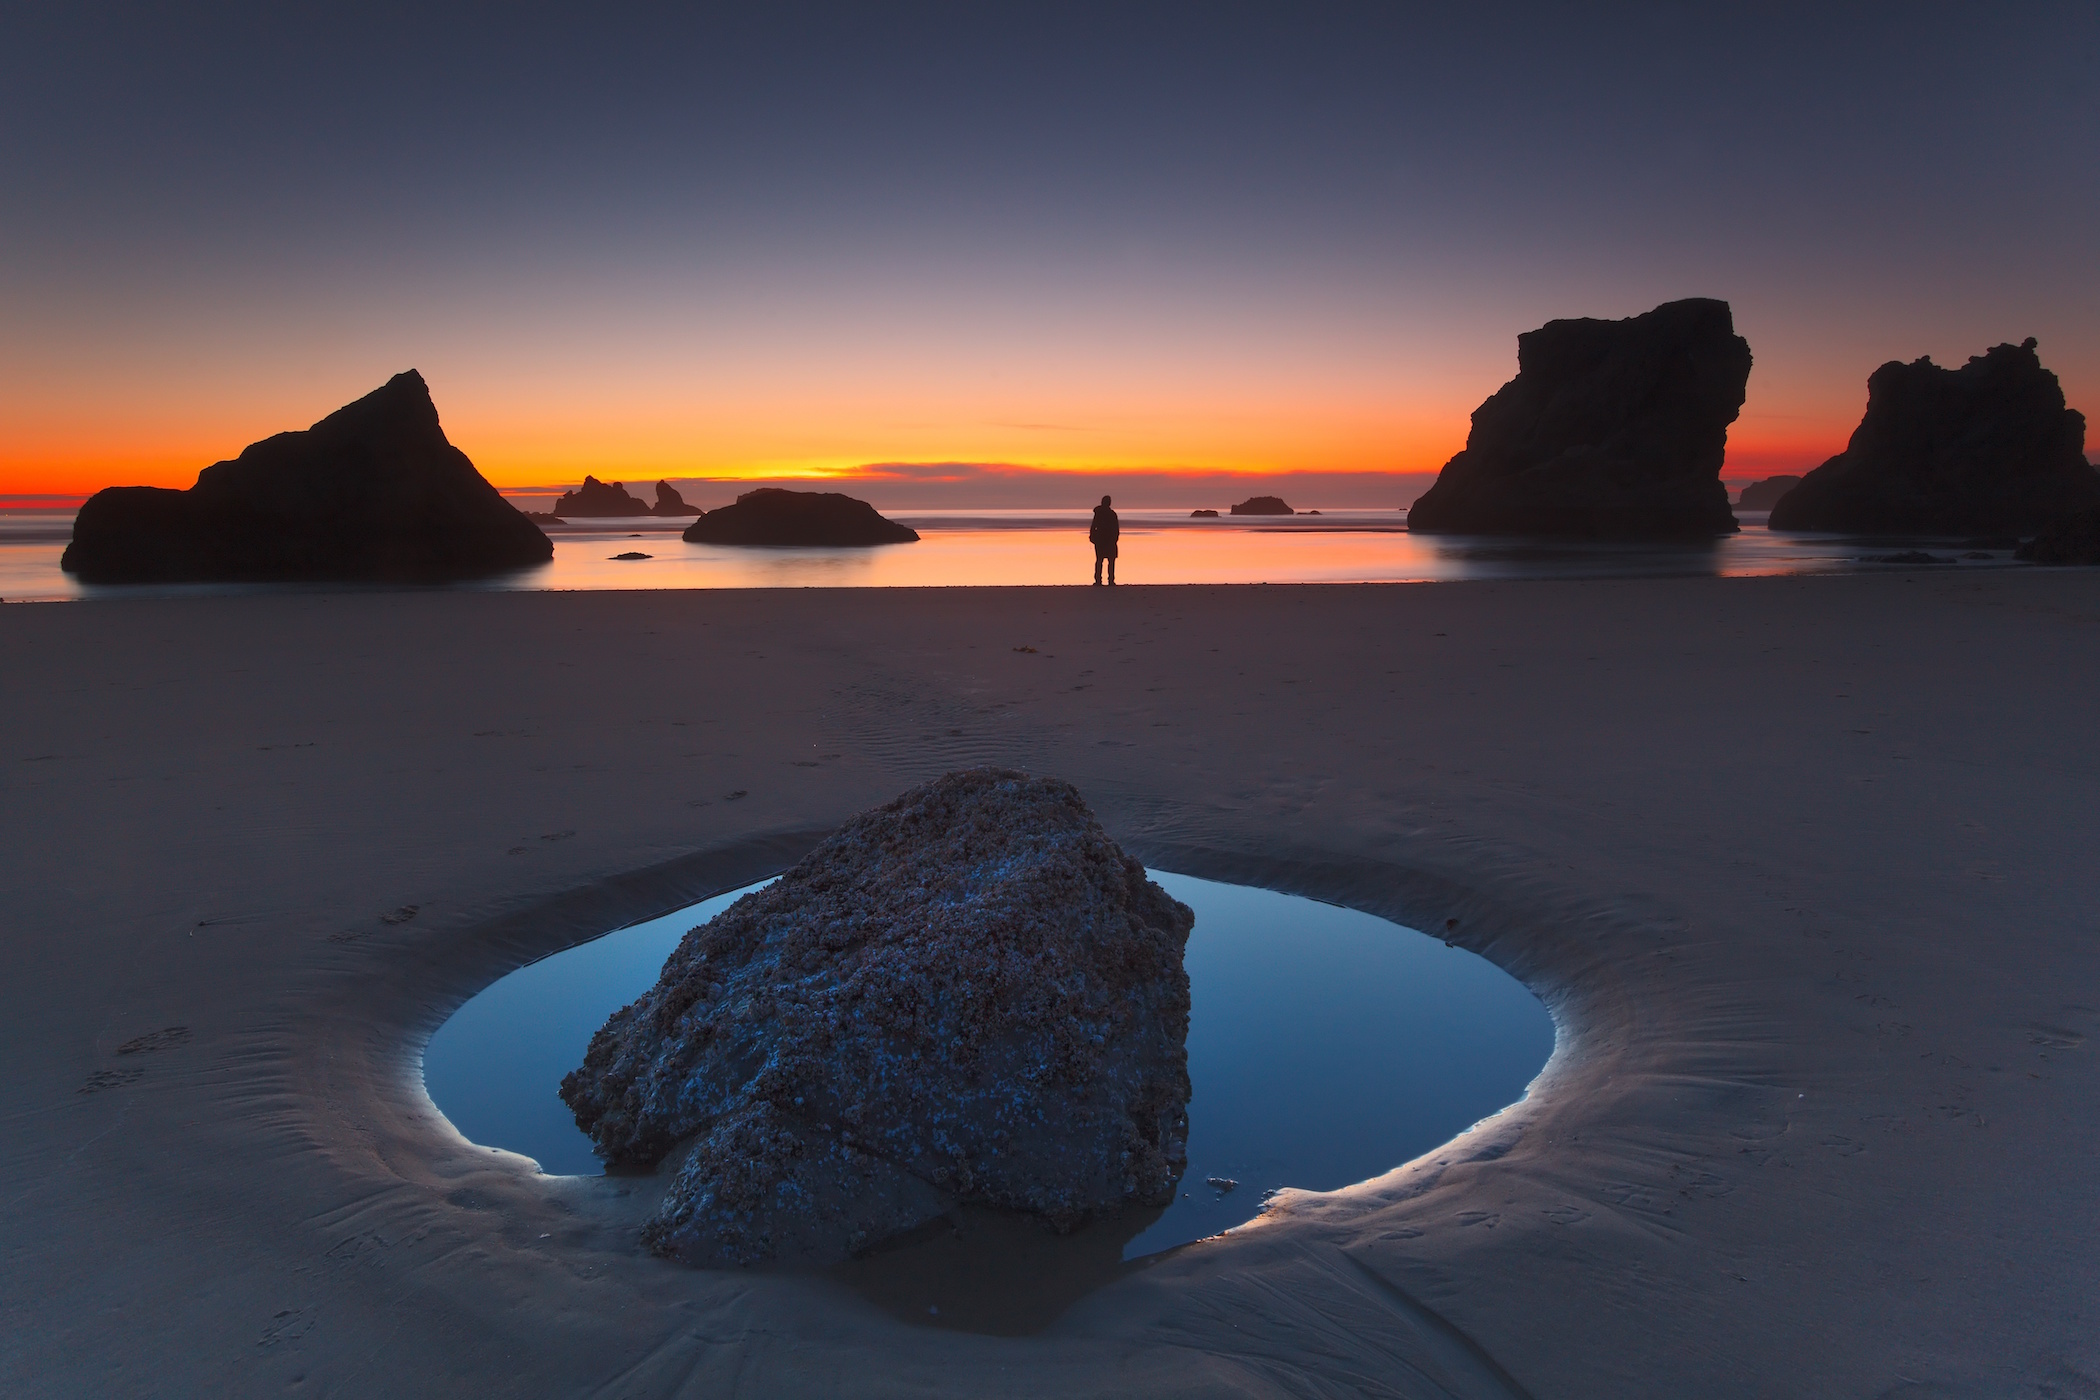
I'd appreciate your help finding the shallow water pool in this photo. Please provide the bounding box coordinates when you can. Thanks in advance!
[423,870,1554,1265]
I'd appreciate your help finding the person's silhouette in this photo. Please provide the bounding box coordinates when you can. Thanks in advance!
[1089,494,1120,585]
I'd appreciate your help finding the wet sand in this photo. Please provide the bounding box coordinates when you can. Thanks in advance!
[3,572,2096,1396]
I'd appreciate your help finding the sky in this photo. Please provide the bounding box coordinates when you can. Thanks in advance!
[3,2,2095,502]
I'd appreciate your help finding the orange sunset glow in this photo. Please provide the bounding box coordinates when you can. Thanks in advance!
[0,330,1976,502]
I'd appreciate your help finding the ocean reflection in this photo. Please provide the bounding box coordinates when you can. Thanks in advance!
[0,507,2030,601]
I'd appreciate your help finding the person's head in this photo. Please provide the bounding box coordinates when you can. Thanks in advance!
[1100,494,1112,508]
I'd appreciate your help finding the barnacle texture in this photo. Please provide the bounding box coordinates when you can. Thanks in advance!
[559,769,1193,1265]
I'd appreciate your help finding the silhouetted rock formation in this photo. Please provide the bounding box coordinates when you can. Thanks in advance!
[1768,341,2097,534]
[1229,496,1294,515]
[1735,476,1801,511]
[61,371,550,583]
[560,769,1194,1266]
[1190,509,1219,518]
[649,481,702,516]
[1406,298,1751,538]
[681,488,919,546]
[2016,505,2100,564]
[551,476,652,516]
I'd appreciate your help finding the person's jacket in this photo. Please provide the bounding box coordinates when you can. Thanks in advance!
[1089,506,1120,547]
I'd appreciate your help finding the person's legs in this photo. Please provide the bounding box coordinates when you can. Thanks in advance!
[1107,553,1116,584]
[1092,549,1103,585]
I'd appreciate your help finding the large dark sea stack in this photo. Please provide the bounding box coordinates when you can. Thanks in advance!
[1768,340,2096,534]
[1406,298,1752,538]
[62,371,550,582]
[681,487,919,546]
[551,475,652,516]
[1229,496,1294,515]
[560,769,1194,1266]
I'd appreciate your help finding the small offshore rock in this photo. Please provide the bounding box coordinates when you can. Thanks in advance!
[1734,475,1801,511]
[650,480,702,516]
[1190,508,1220,518]
[2015,505,2100,564]
[682,488,919,546]
[560,768,1193,1266]
[1229,496,1294,515]
[610,551,652,560]
[1206,1176,1238,1193]
[552,476,653,516]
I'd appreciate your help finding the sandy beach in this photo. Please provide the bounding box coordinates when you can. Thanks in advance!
[3,571,2096,1397]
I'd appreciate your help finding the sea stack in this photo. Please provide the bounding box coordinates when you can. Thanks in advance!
[61,371,550,582]
[1767,340,2096,534]
[1405,298,1751,538]
[550,476,652,516]
[649,481,702,516]
[559,769,1194,1266]
[1228,496,1294,515]
[1735,475,1802,512]
[681,487,919,546]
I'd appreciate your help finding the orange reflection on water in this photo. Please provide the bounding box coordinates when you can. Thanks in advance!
[514,510,1887,592]
[0,509,2018,602]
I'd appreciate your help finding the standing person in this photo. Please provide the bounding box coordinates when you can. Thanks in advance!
[1089,494,1120,585]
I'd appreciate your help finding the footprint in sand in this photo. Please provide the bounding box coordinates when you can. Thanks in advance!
[115,1027,191,1055]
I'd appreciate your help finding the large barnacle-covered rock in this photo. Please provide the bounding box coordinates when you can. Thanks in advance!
[560,769,1193,1265]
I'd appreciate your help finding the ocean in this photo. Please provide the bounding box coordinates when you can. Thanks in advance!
[0,507,2029,601]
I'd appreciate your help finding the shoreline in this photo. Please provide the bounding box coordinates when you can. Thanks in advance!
[4,573,2096,1395]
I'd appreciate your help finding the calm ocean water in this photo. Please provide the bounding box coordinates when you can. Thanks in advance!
[0,507,2030,601]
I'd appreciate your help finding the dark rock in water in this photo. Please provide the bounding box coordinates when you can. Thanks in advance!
[610,551,652,560]
[1190,509,1220,518]
[1406,298,1751,539]
[649,481,702,516]
[2016,505,2100,564]
[681,488,919,546]
[552,476,652,517]
[1229,496,1294,515]
[1734,475,1801,511]
[1769,340,2097,534]
[61,371,550,583]
[559,769,1193,1266]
